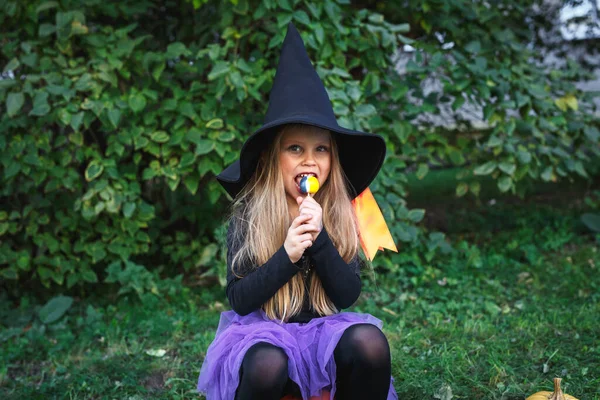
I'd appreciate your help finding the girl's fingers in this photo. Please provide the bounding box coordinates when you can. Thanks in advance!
[296,224,319,233]
[301,196,318,206]
[299,203,320,214]
[291,214,312,228]
[297,233,313,243]
[301,240,313,248]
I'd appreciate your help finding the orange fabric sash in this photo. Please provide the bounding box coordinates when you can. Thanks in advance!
[351,187,398,261]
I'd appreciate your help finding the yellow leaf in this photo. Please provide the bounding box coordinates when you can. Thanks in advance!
[555,94,578,112]
[554,97,567,112]
[564,94,578,111]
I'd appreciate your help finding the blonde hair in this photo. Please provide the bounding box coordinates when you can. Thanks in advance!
[229,124,360,322]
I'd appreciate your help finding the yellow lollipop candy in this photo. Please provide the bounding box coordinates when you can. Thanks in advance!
[299,175,319,197]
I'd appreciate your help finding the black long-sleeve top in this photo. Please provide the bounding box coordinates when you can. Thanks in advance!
[225,218,362,323]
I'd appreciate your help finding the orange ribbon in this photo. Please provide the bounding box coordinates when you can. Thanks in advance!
[351,187,398,261]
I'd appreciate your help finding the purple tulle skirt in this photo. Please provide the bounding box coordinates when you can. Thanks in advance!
[197,309,398,400]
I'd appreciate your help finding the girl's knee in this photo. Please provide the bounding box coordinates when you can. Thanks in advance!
[337,324,391,367]
[241,342,289,388]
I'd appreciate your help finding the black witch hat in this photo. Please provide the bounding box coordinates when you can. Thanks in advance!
[216,23,386,200]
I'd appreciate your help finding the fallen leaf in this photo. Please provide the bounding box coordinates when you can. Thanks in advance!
[145,349,167,357]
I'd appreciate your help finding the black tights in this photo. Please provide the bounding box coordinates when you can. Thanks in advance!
[234,323,391,400]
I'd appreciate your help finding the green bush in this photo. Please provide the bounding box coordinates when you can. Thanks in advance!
[0,0,408,293]
[1,0,598,294]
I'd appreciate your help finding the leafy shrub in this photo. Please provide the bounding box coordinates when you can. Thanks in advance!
[0,0,598,294]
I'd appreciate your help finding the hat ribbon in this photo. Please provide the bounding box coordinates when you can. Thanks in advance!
[351,187,398,261]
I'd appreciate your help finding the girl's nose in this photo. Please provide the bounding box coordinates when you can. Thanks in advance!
[302,153,317,165]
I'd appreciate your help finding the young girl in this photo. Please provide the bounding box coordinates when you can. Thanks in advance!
[197,23,398,400]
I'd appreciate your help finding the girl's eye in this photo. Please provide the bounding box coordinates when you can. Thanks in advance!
[289,145,301,152]
[317,146,329,152]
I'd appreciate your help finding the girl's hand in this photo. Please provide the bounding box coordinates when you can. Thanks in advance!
[284,214,319,263]
[296,196,323,242]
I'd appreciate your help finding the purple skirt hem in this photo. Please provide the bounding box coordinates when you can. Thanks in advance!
[197,309,398,400]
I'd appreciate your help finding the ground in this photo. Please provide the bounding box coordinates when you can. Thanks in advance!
[1,184,599,399]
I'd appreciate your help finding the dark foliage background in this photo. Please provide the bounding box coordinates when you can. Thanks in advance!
[1,0,598,297]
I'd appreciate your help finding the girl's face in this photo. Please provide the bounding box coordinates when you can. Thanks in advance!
[279,127,331,210]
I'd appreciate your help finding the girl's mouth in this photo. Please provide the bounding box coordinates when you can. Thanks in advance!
[294,173,316,193]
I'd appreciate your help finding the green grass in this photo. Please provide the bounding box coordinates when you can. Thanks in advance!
[1,195,600,399]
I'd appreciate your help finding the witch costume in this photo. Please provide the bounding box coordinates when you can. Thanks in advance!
[196,23,398,400]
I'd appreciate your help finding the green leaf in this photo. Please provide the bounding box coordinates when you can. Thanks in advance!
[123,202,136,218]
[229,70,244,88]
[497,176,512,192]
[38,296,73,324]
[452,96,465,111]
[29,92,50,116]
[456,182,468,197]
[218,131,235,142]
[581,213,600,232]
[1,268,18,280]
[166,42,191,59]
[108,108,121,128]
[448,147,465,166]
[81,269,98,283]
[541,166,555,182]
[195,139,215,155]
[4,162,21,179]
[39,23,55,37]
[464,40,481,53]
[58,108,71,125]
[470,181,481,196]
[487,136,503,147]
[184,173,200,195]
[354,104,377,118]
[416,163,429,180]
[584,126,600,142]
[3,58,20,73]
[368,13,384,23]
[473,161,497,175]
[206,118,224,129]
[70,112,84,131]
[74,73,94,92]
[293,10,310,25]
[407,209,425,223]
[278,0,292,11]
[208,61,230,81]
[333,104,349,116]
[150,131,170,143]
[498,161,516,175]
[179,153,196,168]
[36,1,59,13]
[6,92,24,117]
[129,93,146,113]
[516,150,531,164]
[17,253,30,270]
[573,161,588,178]
[85,160,104,182]
[314,24,325,44]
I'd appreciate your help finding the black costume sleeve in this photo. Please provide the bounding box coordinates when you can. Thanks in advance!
[225,220,301,316]
[305,228,362,309]
[225,220,362,315]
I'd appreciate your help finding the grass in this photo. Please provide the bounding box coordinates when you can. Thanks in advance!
[1,189,600,399]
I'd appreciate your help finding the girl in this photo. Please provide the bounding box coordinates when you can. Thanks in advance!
[197,23,398,400]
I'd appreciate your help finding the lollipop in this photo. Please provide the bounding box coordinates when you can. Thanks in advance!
[299,175,319,197]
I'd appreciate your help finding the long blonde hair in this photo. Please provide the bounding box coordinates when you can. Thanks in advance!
[229,124,360,322]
